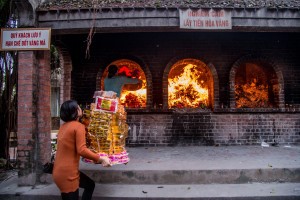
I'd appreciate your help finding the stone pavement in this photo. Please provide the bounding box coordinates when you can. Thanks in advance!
[88,145,300,170]
[0,145,300,199]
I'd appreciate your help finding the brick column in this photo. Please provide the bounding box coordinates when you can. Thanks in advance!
[17,51,51,186]
[37,51,52,183]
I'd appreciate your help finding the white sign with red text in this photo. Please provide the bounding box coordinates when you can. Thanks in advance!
[179,9,232,29]
[0,28,51,51]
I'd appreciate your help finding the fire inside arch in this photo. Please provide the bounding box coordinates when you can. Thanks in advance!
[168,59,213,109]
[101,59,147,108]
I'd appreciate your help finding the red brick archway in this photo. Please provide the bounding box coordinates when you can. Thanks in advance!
[163,57,219,110]
[229,54,285,109]
[56,45,73,106]
[96,57,153,109]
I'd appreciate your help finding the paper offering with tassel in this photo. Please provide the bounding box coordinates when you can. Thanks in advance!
[82,91,129,165]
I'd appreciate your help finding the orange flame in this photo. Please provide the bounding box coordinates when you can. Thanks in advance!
[235,78,269,108]
[168,64,209,108]
[120,80,147,108]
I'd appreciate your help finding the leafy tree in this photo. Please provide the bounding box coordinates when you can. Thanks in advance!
[0,0,18,168]
[0,0,10,27]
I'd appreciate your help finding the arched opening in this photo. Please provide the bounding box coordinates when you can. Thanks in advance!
[101,59,147,108]
[168,59,214,109]
[50,45,61,130]
[50,43,73,142]
[235,62,279,108]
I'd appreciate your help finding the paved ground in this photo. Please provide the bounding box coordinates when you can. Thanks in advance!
[0,145,300,199]
[82,145,300,171]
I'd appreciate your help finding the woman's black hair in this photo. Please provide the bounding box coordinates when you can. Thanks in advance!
[107,65,118,78]
[60,100,79,122]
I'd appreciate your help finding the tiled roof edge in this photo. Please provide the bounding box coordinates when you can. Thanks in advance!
[38,0,300,11]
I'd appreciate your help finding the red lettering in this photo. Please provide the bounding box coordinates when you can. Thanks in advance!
[212,10,224,17]
[188,10,209,17]
[10,33,18,39]
[18,33,30,38]
[29,40,39,46]
[205,20,215,27]
[193,20,204,27]
[5,41,13,47]
[40,39,46,45]
[216,20,229,27]
[14,41,21,46]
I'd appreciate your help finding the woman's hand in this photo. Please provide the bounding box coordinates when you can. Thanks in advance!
[98,156,112,167]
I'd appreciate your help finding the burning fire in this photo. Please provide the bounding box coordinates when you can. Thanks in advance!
[102,62,147,108]
[117,66,146,108]
[235,78,269,108]
[120,82,147,108]
[168,64,209,108]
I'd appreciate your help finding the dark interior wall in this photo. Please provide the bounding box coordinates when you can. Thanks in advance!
[58,32,300,107]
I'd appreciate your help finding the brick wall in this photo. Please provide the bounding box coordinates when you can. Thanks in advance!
[59,32,300,145]
[126,112,300,146]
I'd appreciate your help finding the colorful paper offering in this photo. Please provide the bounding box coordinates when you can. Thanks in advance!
[82,91,129,165]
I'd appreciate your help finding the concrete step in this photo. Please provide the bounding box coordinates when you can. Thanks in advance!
[78,146,300,184]
[82,168,300,184]
[1,146,300,199]
[1,182,300,200]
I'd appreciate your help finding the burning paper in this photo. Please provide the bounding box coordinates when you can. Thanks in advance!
[168,64,209,108]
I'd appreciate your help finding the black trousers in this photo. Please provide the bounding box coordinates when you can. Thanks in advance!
[61,171,95,200]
